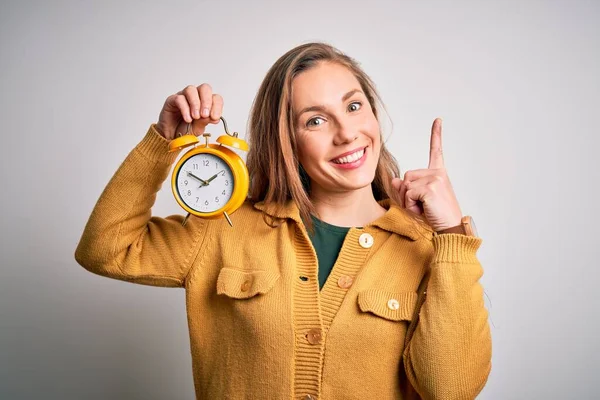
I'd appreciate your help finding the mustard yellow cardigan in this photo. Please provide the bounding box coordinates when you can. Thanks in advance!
[75,124,492,400]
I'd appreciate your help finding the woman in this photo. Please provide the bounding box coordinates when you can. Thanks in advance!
[75,42,491,399]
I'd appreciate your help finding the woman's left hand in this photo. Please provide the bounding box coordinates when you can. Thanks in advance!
[391,118,463,232]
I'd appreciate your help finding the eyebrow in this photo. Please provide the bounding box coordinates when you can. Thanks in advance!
[296,89,364,118]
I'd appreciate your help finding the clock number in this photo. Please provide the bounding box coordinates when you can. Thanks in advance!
[204,200,209,206]
[203,160,209,166]
[193,164,198,169]
[215,197,219,203]
[184,180,188,186]
[222,190,226,195]
[187,190,191,196]
[196,197,199,202]
[225,180,229,186]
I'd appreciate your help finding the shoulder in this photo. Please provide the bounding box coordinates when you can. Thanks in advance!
[200,199,287,237]
[232,199,269,221]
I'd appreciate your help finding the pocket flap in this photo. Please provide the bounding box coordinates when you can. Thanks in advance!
[216,268,280,299]
[357,289,418,322]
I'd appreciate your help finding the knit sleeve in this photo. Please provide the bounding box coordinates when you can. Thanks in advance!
[74,124,208,288]
[403,233,492,399]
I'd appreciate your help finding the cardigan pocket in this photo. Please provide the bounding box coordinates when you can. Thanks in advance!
[216,267,280,299]
[357,289,418,322]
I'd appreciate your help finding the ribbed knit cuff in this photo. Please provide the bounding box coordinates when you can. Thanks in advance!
[431,233,482,264]
[135,123,180,165]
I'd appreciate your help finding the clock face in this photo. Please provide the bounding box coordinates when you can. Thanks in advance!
[175,153,235,213]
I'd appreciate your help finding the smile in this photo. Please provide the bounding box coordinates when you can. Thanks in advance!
[331,148,366,164]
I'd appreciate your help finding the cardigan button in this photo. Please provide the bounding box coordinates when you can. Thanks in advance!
[240,280,251,292]
[306,329,322,345]
[387,299,400,310]
[359,233,374,248]
[337,275,354,289]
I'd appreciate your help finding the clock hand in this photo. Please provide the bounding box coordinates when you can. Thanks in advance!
[187,171,208,186]
[206,170,225,184]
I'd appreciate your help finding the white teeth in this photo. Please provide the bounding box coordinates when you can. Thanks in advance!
[333,149,365,164]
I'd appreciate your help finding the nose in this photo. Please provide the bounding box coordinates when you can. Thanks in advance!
[332,117,358,146]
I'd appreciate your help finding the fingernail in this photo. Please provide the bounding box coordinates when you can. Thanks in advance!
[202,108,209,117]
[193,109,200,119]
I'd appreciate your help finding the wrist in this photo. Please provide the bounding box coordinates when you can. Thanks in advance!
[434,216,478,237]
[435,217,463,234]
[435,223,465,235]
[154,122,173,140]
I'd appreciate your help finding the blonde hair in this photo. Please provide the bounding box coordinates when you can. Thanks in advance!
[246,42,416,232]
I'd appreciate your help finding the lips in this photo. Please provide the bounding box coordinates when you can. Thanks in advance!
[331,147,366,164]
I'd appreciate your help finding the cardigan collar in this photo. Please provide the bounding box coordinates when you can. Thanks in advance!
[252,198,433,241]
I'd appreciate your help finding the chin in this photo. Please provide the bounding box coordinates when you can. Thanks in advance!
[331,174,377,193]
[311,163,378,194]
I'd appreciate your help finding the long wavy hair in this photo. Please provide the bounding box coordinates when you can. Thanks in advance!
[246,42,406,230]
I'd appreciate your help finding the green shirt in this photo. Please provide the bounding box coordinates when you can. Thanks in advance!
[307,215,351,290]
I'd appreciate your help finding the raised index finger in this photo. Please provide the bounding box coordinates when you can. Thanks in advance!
[428,117,444,169]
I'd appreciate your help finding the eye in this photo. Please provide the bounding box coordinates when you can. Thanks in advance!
[306,116,325,128]
[348,101,362,112]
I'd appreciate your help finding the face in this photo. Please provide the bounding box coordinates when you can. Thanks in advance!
[292,61,381,197]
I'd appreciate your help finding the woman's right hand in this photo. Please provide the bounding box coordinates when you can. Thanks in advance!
[155,83,224,140]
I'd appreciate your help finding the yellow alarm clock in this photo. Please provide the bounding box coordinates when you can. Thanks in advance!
[169,117,249,227]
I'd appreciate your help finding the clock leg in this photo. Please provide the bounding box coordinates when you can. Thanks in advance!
[224,211,233,227]
[182,212,191,226]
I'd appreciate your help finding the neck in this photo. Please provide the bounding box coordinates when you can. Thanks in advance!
[309,184,387,228]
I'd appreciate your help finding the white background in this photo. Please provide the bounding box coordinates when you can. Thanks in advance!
[1,0,598,398]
